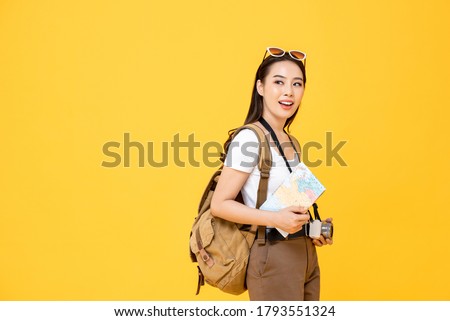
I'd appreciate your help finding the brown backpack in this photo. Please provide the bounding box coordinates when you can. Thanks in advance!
[189,123,273,295]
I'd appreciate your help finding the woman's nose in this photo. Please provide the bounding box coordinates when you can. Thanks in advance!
[284,86,294,96]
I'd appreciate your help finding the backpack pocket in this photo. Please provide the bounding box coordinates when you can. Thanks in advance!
[189,210,250,294]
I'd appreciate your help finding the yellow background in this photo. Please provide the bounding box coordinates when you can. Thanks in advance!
[1,0,449,300]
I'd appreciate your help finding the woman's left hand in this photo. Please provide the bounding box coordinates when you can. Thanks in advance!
[312,218,333,247]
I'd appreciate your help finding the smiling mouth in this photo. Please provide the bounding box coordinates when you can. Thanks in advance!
[279,101,294,109]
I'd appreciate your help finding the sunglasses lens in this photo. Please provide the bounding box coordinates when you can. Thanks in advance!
[267,47,284,57]
[290,50,306,61]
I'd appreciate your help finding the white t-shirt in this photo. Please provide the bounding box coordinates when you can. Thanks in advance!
[224,129,300,208]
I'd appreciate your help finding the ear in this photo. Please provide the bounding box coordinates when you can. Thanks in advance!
[256,79,264,96]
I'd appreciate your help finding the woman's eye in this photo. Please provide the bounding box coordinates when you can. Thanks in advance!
[294,82,303,87]
[275,80,283,85]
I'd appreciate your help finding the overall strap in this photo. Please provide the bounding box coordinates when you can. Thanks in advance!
[287,134,301,161]
[285,131,317,221]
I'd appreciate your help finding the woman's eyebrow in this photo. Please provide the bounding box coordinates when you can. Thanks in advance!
[273,74,303,81]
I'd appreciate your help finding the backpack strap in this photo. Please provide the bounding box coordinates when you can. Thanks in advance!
[229,123,272,246]
[229,124,271,208]
[256,131,302,244]
[236,123,271,207]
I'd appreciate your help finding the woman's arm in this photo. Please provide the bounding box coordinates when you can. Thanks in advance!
[210,166,310,234]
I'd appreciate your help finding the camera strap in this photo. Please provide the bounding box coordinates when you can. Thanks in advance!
[259,117,317,221]
[312,203,321,221]
[259,117,295,173]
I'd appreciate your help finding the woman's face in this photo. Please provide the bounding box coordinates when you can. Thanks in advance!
[257,60,305,123]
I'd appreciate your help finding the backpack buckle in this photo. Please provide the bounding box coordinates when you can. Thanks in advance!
[260,171,270,178]
[199,249,215,268]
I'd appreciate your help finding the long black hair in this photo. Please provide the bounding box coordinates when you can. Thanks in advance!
[223,54,307,154]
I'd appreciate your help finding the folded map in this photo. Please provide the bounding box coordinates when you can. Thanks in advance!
[260,162,326,237]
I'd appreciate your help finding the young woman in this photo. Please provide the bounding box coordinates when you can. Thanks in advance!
[210,47,333,301]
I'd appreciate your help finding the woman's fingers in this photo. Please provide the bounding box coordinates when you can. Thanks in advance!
[298,206,309,214]
[287,205,309,214]
[312,235,333,246]
[310,219,334,246]
[295,213,310,223]
[313,239,323,247]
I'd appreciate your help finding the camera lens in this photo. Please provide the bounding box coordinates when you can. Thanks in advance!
[321,222,333,239]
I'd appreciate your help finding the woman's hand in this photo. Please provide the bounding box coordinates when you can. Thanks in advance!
[271,206,310,234]
[312,217,333,247]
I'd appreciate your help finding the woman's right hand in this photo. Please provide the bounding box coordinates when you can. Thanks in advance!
[271,206,310,234]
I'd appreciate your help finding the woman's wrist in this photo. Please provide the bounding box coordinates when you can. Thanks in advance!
[257,209,276,227]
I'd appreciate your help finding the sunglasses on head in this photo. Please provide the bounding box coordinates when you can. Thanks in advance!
[263,47,307,62]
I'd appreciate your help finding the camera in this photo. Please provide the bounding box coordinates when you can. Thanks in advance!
[305,220,334,240]
[304,203,334,240]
